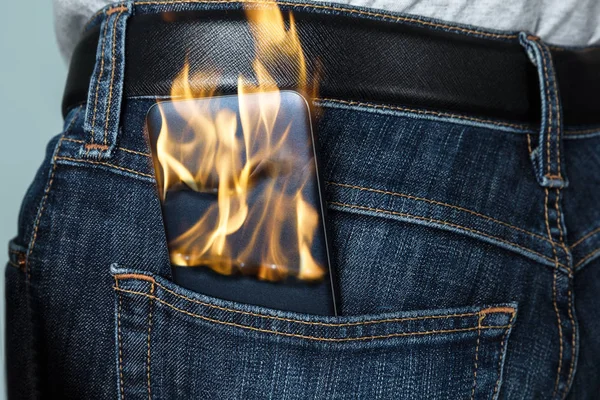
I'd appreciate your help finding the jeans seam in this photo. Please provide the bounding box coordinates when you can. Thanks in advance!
[26,106,84,278]
[317,98,529,130]
[327,181,551,244]
[492,312,516,398]
[470,313,483,400]
[571,226,600,249]
[575,248,600,270]
[146,282,154,400]
[54,157,154,179]
[330,201,568,270]
[116,278,126,400]
[114,286,513,341]
[555,188,576,399]
[544,188,563,398]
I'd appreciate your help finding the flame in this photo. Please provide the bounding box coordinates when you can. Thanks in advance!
[153,1,325,282]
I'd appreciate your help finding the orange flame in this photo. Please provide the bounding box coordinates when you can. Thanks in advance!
[154,1,324,282]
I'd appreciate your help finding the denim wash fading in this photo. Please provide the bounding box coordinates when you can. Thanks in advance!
[5,1,600,399]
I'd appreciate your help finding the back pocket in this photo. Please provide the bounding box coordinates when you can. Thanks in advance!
[112,266,516,400]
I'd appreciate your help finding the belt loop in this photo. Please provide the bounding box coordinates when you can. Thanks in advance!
[81,2,133,159]
[519,32,568,189]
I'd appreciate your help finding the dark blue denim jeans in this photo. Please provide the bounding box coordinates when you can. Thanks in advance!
[5,1,600,399]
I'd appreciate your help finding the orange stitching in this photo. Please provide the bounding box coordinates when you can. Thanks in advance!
[316,98,528,130]
[152,283,502,325]
[104,10,126,146]
[572,226,600,249]
[470,314,483,400]
[564,127,600,135]
[117,148,150,157]
[54,157,154,179]
[575,248,600,270]
[544,188,563,398]
[62,138,152,158]
[481,306,516,316]
[548,44,562,181]
[146,282,154,400]
[117,273,156,282]
[107,5,128,14]
[89,18,110,145]
[116,277,125,400]
[7,260,23,271]
[564,275,576,399]
[492,311,516,397]
[330,201,567,269]
[27,106,84,279]
[554,187,576,399]
[115,273,513,327]
[527,133,533,156]
[115,286,513,341]
[533,40,554,179]
[327,181,551,243]
[131,0,518,39]
[85,143,110,151]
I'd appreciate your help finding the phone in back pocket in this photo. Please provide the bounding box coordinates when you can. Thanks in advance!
[146,91,338,315]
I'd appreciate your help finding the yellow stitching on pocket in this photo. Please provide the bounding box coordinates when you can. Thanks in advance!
[147,282,155,400]
[492,311,516,397]
[470,314,484,400]
[114,274,514,327]
[114,286,513,342]
[116,277,125,399]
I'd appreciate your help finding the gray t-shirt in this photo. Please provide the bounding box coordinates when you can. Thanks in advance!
[53,0,600,62]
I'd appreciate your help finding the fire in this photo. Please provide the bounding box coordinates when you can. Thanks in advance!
[153,1,325,282]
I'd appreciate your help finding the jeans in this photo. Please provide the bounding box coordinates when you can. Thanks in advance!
[5,1,600,399]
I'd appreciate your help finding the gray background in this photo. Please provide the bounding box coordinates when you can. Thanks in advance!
[0,1,67,396]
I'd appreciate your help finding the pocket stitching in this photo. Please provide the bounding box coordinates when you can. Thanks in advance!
[115,286,513,342]
[117,288,125,399]
[114,274,515,328]
[146,282,155,400]
[492,312,516,398]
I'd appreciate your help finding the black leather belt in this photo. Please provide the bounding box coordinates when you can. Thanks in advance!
[63,7,600,127]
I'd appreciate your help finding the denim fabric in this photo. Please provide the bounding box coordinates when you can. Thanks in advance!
[5,1,600,399]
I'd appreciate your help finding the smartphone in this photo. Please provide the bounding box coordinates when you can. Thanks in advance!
[146,91,338,315]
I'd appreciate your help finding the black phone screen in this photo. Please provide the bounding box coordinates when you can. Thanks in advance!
[146,91,338,315]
